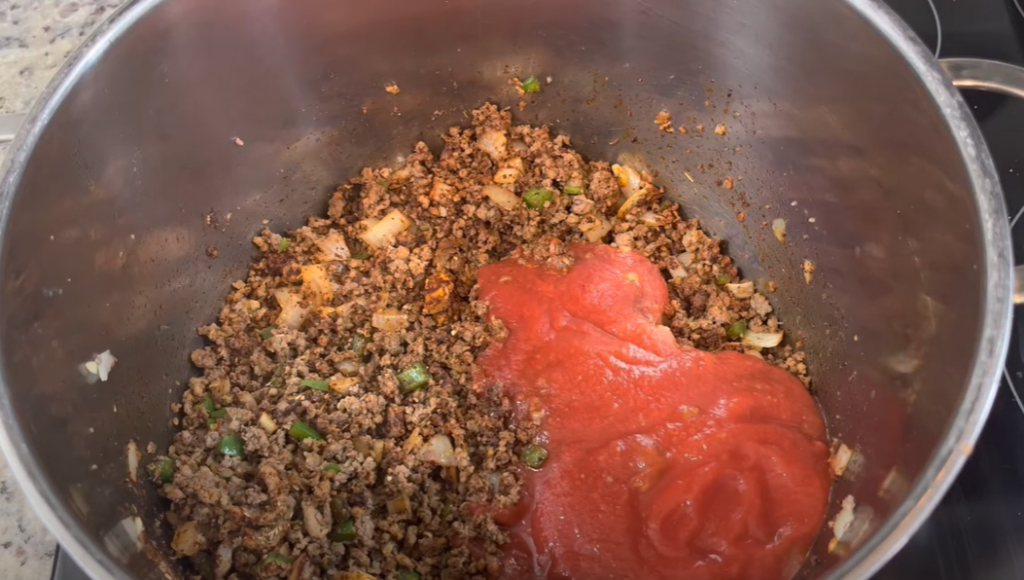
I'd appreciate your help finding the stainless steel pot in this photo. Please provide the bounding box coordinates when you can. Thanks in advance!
[0,0,1021,579]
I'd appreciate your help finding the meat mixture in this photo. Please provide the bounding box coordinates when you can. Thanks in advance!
[150,104,811,580]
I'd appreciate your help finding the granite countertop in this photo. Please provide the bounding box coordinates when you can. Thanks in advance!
[0,2,124,578]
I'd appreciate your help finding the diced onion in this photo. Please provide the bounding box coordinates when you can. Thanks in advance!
[613,163,654,218]
[430,180,453,200]
[337,359,361,376]
[682,229,708,250]
[302,504,329,539]
[772,218,786,244]
[215,543,234,578]
[258,412,278,434]
[504,157,524,172]
[725,281,755,298]
[96,350,117,382]
[329,376,359,394]
[79,350,118,383]
[316,230,350,261]
[353,437,385,463]
[483,185,520,211]
[667,264,686,280]
[391,166,412,182]
[579,215,613,243]
[493,167,521,184]
[372,308,409,332]
[830,443,853,477]
[667,253,693,279]
[617,188,651,219]
[611,164,644,198]
[171,521,204,557]
[509,139,529,154]
[126,440,140,482]
[616,152,652,177]
[639,212,664,227]
[742,330,784,349]
[236,391,256,408]
[833,495,856,541]
[210,377,230,399]
[274,289,309,330]
[419,434,457,466]
[359,209,412,249]
[300,264,337,303]
[478,130,508,161]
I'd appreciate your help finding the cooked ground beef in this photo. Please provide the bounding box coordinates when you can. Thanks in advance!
[152,103,808,580]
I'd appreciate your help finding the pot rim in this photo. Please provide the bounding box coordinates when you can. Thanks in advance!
[0,0,1011,579]
[816,1,1014,579]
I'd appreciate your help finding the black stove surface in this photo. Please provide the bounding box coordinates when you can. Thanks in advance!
[47,1,1024,579]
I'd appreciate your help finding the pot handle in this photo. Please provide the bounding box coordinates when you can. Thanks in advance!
[940,58,1024,99]
[940,58,1024,304]
[0,114,24,144]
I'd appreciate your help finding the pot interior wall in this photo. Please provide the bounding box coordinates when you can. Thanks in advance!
[0,0,986,578]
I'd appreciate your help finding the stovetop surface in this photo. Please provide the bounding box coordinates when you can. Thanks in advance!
[49,1,1024,579]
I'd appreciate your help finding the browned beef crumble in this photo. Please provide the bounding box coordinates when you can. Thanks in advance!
[152,103,808,580]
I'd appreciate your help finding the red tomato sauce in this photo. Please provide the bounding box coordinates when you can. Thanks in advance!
[475,244,831,580]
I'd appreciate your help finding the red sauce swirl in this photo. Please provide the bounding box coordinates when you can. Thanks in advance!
[476,244,830,580]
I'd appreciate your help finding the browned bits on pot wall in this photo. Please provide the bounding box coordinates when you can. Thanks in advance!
[654,110,674,133]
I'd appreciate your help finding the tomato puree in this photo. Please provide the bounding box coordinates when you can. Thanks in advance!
[475,244,831,580]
